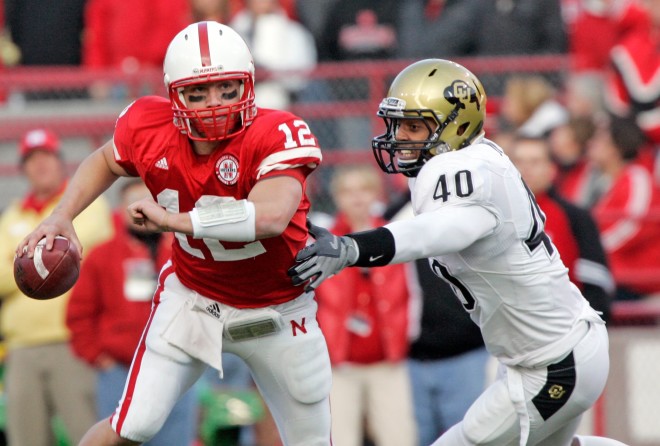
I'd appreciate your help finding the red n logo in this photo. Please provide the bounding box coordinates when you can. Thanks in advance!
[291,318,307,336]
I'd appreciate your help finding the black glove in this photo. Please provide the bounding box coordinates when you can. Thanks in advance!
[288,221,359,292]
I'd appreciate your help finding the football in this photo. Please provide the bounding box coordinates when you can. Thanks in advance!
[13,236,80,300]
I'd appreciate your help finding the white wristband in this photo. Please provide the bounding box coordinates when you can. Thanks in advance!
[189,199,256,242]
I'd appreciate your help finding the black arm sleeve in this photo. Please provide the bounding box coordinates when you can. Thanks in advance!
[346,227,396,267]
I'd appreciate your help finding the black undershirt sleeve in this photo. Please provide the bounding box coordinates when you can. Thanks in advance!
[346,227,396,267]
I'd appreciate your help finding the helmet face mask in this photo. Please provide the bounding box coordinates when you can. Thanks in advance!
[372,59,487,177]
[164,22,257,142]
[372,112,448,178]
[169,73,254,141]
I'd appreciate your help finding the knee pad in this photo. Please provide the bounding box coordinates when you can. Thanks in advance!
[282,335,332,404]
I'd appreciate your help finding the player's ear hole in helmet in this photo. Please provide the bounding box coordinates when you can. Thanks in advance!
[163,21,258,142]
[372,59,487,177]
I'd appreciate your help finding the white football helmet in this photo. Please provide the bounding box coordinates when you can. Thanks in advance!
[163,21,257,141]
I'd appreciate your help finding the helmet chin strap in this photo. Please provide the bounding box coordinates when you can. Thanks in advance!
[425,105,459,157]
[434,104,461,150]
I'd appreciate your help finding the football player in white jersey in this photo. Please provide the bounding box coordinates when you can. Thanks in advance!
[289,59,627,446]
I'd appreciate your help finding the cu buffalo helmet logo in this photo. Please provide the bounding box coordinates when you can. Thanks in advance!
[444,80,482,111]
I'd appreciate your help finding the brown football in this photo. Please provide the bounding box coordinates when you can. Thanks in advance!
[14,236,80,300]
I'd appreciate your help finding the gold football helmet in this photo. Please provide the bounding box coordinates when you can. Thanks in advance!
[372,59,487,177]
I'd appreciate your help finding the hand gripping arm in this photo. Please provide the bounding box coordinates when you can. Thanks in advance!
[288,221,359,292]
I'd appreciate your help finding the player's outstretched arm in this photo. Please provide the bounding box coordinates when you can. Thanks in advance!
[289,205,498,291]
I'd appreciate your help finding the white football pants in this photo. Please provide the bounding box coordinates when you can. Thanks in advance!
[110,268,332,445]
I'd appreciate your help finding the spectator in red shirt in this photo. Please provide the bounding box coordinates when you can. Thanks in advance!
[81,0,192,98]
[82,0,191,70]
[587,114,660,299]
[66,179,199,445]
[560,0,650,133]
[563,0,649,72]
[510,136,614,320]
[314,165,416,446]
[605,0,660,180]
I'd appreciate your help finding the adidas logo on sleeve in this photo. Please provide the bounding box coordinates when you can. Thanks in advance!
[155,157,169,170]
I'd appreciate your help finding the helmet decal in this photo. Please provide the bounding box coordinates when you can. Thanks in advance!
[197,22,212,67]
[444,80,482,111]
[382,97,407,110]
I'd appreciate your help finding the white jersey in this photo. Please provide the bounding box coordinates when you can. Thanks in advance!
[386,137,603,368]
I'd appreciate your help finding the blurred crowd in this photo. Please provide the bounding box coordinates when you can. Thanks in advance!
[0,0,659,445]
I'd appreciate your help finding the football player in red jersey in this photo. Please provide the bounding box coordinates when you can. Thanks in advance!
[16,21,329,446]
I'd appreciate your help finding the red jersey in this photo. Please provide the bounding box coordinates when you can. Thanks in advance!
[593,164,660,294]
[607,16,660,144]
[82,0,192,69]
[566,1,649,72]
[113,96,322,307]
